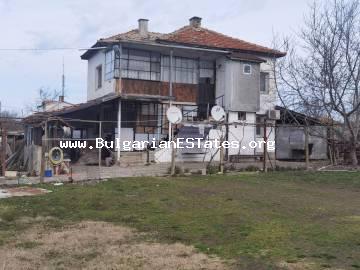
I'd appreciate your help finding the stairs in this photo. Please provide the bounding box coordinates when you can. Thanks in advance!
[119,151,150,166]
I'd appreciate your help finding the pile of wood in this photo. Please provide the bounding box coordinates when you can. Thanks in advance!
[6,141,26,171]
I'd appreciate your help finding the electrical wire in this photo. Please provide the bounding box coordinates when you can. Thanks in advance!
[0,47,107,52]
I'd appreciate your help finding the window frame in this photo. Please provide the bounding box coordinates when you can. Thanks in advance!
[256,116,265,137]
[95,64,103,89]
[243,64,252,75]
[238,111,246,121]
[105,50,114,81]
[161,55,198,84]
[120,48,160,81]
[260,71,269,93]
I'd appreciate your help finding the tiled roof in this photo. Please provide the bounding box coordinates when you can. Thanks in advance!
[81,29,164,59]
[101,29,164,43]
[82,23,285,59]
[159,26,285,57]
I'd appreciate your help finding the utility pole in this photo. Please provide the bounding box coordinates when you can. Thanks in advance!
[62,57,65,98]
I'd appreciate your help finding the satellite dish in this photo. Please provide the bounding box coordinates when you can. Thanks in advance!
[166,106,182,124]
[49,147,64,165]
[211,105,226,122]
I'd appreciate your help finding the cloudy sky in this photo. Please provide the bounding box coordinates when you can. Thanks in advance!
[0,0,311,115]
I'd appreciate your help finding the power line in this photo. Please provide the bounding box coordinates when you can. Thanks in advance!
[0,47,107,52]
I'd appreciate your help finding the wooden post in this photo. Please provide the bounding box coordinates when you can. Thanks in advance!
[219,133,224,174]
[40,120,47,183]
[98,121,102,179]
[263,120,268,173]
[1,124,6,176]
[305,125,310,170]
[225,113,229,161]
[117,99,121,164]
[332,123,336,165]
[170,125,176,176]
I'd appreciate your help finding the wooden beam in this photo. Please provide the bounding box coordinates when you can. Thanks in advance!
[1,124,7,176]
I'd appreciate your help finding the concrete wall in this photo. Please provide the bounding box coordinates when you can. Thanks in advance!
[216,56,277,114]
[276,125,328,160]
[216,57,260,112]
[87,50,115,101]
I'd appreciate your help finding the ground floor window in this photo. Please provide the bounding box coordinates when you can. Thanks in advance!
[256,116,265,137]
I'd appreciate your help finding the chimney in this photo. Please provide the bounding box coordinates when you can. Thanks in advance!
[138,19,149,36]
[59,95,64,102]
[189,16,202,28]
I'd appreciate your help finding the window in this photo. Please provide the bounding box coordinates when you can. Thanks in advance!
[199,60,215,82]
[95,65,102,89]
[161,56,198,84]
[137,103,158,133]
[260,72,269,93]
[243,64,251,74]
[72,130,81,139]
[256,116,265,137]
[105,50,114,80]
[121,49,160,81]
[238,112,246,121]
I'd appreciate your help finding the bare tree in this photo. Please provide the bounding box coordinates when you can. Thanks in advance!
[276,0,360,166]
[24,87,61,114]
[36,87,61,110]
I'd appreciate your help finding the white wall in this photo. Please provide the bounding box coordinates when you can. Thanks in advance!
[87,50,115,101]
[227,111,257,155]
[254,119,276,157]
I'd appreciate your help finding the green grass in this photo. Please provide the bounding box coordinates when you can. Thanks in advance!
[0,171,360,269]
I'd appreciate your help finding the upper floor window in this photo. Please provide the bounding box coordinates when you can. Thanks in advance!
[105,50,114,81]
[243,64,251,74]
[260,72,269,93]
[238,111,246,121]
[200,60,215,82]
[121,49,160,81]
[161,56,198,84]
[95,65,102,89]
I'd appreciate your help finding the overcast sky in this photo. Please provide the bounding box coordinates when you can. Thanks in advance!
[0,0,312,115]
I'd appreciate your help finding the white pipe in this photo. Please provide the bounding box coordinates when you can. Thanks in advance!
[168,49,173,141]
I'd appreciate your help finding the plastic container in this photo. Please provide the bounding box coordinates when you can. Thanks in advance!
[44,169,53,177]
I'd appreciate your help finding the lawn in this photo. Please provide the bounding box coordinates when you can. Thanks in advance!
[0,171,359,269]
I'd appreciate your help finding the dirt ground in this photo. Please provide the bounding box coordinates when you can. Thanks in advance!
[0,187,51,199]
[0,220,227,270]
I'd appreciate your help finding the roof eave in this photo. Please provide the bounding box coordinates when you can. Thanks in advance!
[80,40,113,60]
[157,39,286,58]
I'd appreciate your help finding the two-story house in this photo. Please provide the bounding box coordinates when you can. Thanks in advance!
[79,17,285,162]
